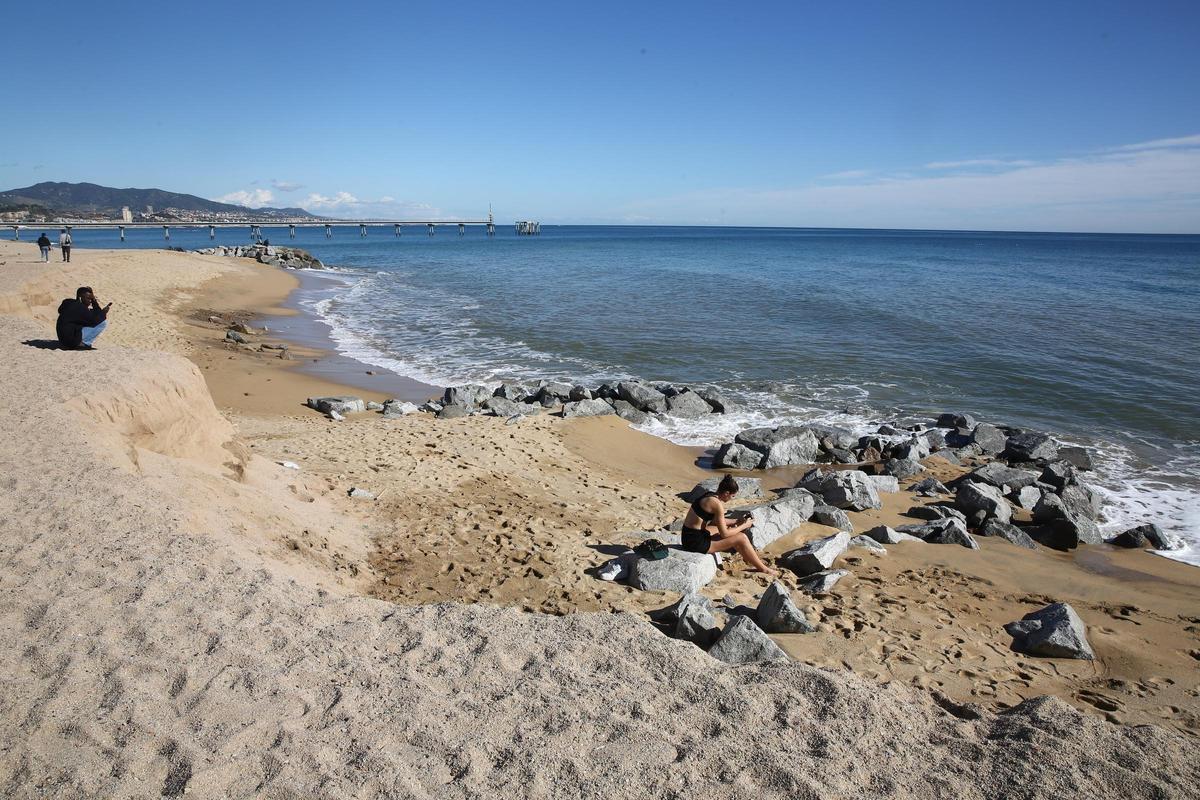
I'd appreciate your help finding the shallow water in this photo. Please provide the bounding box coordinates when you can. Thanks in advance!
[69,225,1200,563]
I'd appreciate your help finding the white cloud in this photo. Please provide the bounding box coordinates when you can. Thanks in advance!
[924,158,1036,170]
[271,179,304,192]
[300,190,446,219]
[303,191,360,210]
[818,169,874,181]
[215,188,275,208]
[617,134,1200,233]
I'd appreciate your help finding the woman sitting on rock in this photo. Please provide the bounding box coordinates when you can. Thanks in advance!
[682,474,778,576]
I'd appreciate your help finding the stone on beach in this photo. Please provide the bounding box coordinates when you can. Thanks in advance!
[683,477,764,503]
[969,422,1008,455]
[955,481,1013,525]
[627,549,719,594]
[665,390,714,418]
[797,468,882,511]
[811,505,853,532]
[348,487,375,500]
[797,569,851,594]
[1109,523,1171,550]
[695,387,732,413]
[863,525,924,545]
[713,442,763,470]
[980,519,1039,550]
[1004,602,1095,660]
[910,477,949,496]
[708,615,788,664]
[660,593,721,648]
[492,383,530,402]
[936,412,977,429]
[1004,431,1059,463]
[616,381,667,413]
[866,475,899,493]
[848,536,886,553]
[307,396,366,415]
[882,457,925,478]
[778,532,851,577]
[224,329,248,344]
[913,517,978,549]
[760,429,822,469]
[1058,445,1095,471]
[443,384,493,408]
[561,398,616,418]
[483,397,526,418]
[741,490,817,549]
[754,581,815,634]
[610,399,650,425]
[437,405,471,419]
[968,462,1041,492]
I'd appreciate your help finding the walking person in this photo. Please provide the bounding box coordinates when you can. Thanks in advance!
[59,228,72,262]
[37,232,52,262]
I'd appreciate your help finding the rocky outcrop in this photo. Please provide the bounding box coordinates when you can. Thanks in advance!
[196,244,324,269]
[1109,523,1171,550]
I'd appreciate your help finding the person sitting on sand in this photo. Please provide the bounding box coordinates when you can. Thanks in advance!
[56,286,111,350]
[681,474,778,575]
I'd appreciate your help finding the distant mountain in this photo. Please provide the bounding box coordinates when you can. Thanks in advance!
[0,181,317,219]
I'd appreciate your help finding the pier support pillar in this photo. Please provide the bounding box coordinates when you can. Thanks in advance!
[163,226,170,241]
[394,224,401,237]
[359,224,367,238]
[118,226,125,242]
[289,224,296,239]
[486,222,495,236]
[325,224,332,239]
[427,223,435,237]
[458,223,465,236]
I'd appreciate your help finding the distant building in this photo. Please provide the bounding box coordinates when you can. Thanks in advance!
[121,206,133,222]
[145,205,154,215]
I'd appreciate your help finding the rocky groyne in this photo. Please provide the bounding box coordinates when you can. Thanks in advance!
[194,243,324,270]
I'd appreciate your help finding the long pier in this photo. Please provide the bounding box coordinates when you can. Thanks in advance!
[5,215,517,241]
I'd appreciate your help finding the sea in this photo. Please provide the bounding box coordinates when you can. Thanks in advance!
[66,224,1200,565]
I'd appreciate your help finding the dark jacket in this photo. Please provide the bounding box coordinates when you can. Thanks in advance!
[56,298,107,349]
[37,235,51,248]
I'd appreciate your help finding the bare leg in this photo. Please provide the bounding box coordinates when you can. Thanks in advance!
[707,532,778,576]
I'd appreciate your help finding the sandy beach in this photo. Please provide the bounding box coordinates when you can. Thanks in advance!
[1,240,1198,797]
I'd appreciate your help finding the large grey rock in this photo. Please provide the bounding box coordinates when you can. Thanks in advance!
[1026,514,1103,550]
[779,532,851,577]
[568,384,594,402]
[561,398,616,418]
[797,469,882,511]
[761,428,821,468]
[863,525,924,545]
[713,442,763,470]
[904,505,962,522]
[683,477,763,503]
[921,518,978,549]
[1109,523,1171,550]
[628,549,719,594]
[442,384,492,408]
[483,396,526,417]
[735,426,803,453]
[1010,485,1042,511]
[224,329,248,344]
[665,390,714,418]
[1058,446,1095,471]
[968,423,1008,455]
[927,449,962,466]
[610,399,649,425]
[535,381,575,404]
[866,475,900,493]
[921,429,948,452]
[890,435,931,462]
[1004,432,1059,463]
[616,381,667,413]
[936,412,977,429]
[810,425,858,453]
[981,520,1039,550]
[882,458,925,479]
[708,615,788,664]
[695,387,732,414]
[381,400,420,418]
[492,383,531,401]
[437,405,471,419]
[811,505,853,532]
[1059,484,1100,521]
[307,396,366,415]
[848,536,886,552]
[668,593,721,648]
[797,569,851,594]
[1004,602,1094,660]
[910,477,949,496]
[755,582,815,634]
[742,491,817,549]
[955,481,1013,525]
[1040,462,1078,492]
[969,463,1041,492]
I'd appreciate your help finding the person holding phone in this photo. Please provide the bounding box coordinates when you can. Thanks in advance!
[681,474,778,575]
[56,286,112,350]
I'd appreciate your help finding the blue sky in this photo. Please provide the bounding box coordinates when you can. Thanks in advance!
[2,1,1198,231]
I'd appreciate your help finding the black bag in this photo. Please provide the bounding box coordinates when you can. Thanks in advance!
[634,539,669,560]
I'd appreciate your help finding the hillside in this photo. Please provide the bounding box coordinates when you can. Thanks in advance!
[0,181,316,219]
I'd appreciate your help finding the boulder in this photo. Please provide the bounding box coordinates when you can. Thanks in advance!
[733,427,822,469]
[882,458,925,479]
[848,536,886,553]
[695,387,732,414]
[683,477,764,503]
[628,549,719,594]
[442,384,492,408]
[741,491,817,549]
[224,329,248,344]
[796,569,850,594]
[1027,516,1103,550]
[904,505,957,522]
[968,463,1041,492]
[1109,523,1170,550]
[1060,484,1100,521]
[927,450,962,466]
[667,593,721,648]
[955,482,1013,525]
[922,429,948,452]
[666,390,714,418]
[493,383,531,402]
[419,401,443,414]
[1040,462,1078,492]
[437,405,471,419]
[713,442,763,471]
[866,475,900,493]
[366,401,385,412]
[610,399,649,425]
[969,423,1008,455]
[708,615,788,664]
[307,396,366,415]
[381,400,420,418]
[1004,602,1094,660]
[910,477,949,496]
[778,532,851,577]
[890,435,931,462]
[798,469,882,511]
[811,505,853,532]
[936,412,977,429]
[1058,446,1095,471]
[1004,432,1059,464]
[482,397,525,417]
[735,426,800,453]
[561,398,616,418]
[863,525,924,545]
[754,582,815,634]
[921,519,978,549]
[980,520,1039,550]
[535,381,574,404]
[568,385,593,402]
[616,381,667,413]
[1010,485,1042,511]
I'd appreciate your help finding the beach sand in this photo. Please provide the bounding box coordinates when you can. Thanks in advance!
[1,240,1198,797]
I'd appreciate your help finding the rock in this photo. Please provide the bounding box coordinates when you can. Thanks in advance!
[811,505,853,532]
[778,532,851,577]
[741,491,817,549]
[327,410,345,422]
[754,582,815,634]
[863,525,924,545]
[730,427,822,469]
[231,321,259,335]
[348,487,375,500]
[695,387,732,414]
[207,315,223,324]
[224,329,248,344]
[882,458,925,479]
[1004,432,1059,463]
[443,384,492,408]
[797,469,882,511]
[568,385,593,402]
[381,400,418,417]
[1058,446,1095,471]
[796,569,850,594]
[810,425,859,452]
[936,412,977,429]
[1028,515,1103,550]
[437,405,471,419]
[610,399,649,425]
[708,615,788,664]
[969,423,1008,455]
[921,429,948,452]
[981,520,1039,550]
[927,449,962,466]
[1032,491,1066,523]
[866,475,899,493]
[493,383,530,402]
[713,442,763,471]
[859,445,884,463]
[1010,485,1042,511]
[665,390,714,419]
[1004,602,1094,660]
[1059,484,1099,521]
[683,477,763,503]
[616,381,667,413]
[419,401,443,414]
[483,397,526,417]
[561,398,616,418]
[890,435,931,462]
[628,549,719,594]
[955,482,1012,525]
[848,536,886,553]
[1110,523,1170,550]
[910,477,949,496]
[968,463,1041,492]
[1040,462,1077,492]
[904,505,955,521]
[307,396,366,415]
[365,401,385,412]
[535,381,575,404]
[666,593,721,647]
[920,518,978,548]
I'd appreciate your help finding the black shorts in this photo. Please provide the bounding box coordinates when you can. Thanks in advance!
[681,526,711,554]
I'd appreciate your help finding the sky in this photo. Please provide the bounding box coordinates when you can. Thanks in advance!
[2,1,1198,232]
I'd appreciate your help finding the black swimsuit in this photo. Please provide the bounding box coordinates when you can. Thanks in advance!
[681,492,717,553]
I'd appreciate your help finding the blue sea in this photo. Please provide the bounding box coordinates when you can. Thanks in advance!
[67,224,1200,564]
